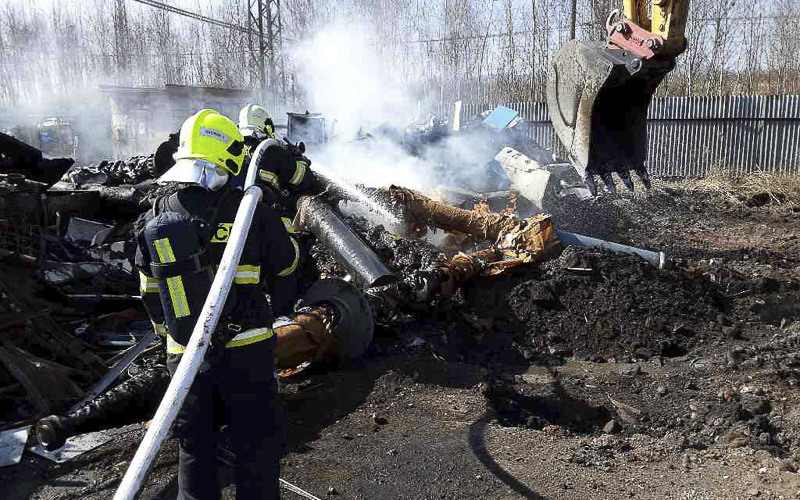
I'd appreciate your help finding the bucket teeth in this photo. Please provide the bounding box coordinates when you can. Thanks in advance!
[619,171,635,192]
[635,169,651,189]
[601,173,617,194]
[584,173,598,196]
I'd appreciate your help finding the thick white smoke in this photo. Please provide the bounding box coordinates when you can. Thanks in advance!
[292,21,505,195]
[292,22,419,139]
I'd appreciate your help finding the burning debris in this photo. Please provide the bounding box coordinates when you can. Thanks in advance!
[0,111,676,429]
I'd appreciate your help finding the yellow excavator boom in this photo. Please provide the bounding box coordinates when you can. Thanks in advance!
[625,0,691,55]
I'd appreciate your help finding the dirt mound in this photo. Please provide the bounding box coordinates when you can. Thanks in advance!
[546,190,687,247]
[497,247,727,362]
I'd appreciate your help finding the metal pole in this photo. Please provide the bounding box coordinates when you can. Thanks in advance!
[568,0,577,40]
[113,141,271,500]
[257,0,267,102]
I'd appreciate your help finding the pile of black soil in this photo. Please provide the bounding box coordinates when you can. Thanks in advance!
[547,187,800,268]
[546,188,677,233]
[463,247,728,362]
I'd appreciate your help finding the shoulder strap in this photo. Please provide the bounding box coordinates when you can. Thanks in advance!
[204,187,239,244]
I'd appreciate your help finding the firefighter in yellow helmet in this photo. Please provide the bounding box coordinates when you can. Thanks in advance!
[135,109,296,500]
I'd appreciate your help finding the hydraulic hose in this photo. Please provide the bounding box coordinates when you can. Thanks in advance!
[114,141,271,499]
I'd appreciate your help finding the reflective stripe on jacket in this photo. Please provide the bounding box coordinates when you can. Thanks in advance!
[134,184,298,350]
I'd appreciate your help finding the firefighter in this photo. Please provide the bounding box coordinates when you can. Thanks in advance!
[236,105,317,237]
[239,103,275,145]
[249,138,315,201]
[135,109,298,500]
[246,137,318,233]
[237,104,314,198]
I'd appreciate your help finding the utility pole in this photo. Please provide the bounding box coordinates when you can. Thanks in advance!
[568,0,577,40]
[248,0,284,105]
[113,0,129,76]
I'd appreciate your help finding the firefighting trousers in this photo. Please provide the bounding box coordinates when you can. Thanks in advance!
[167,336,283,500]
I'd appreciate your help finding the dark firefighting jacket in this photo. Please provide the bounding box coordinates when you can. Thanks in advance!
[243,139,314,198]
[135,184,299,354]
[238,138,317,234]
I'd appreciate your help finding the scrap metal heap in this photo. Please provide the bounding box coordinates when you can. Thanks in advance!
[0,127,663,455]
[13,184,566,448]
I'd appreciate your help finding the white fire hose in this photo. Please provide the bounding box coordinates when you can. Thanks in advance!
[114,145,267,499]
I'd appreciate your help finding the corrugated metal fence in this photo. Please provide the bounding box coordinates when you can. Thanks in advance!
[449,95,800,177]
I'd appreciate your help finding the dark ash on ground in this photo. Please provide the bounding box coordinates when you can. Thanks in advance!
[4,181,800,499]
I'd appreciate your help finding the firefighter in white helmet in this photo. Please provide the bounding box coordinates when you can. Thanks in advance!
[237,104,317,234]
[239,103,275,143]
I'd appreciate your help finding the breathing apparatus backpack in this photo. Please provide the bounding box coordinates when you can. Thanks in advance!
[139,191,238,352]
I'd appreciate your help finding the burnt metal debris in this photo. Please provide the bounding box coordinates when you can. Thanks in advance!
[0,113,668,459]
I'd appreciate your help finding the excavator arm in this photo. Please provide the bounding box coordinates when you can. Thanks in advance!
[618,0,690,57]
[547,0,691,195]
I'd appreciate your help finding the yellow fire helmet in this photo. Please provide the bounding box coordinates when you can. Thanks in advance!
[162,109,246,190]
[239,104,270,138]
[173,109,245,175]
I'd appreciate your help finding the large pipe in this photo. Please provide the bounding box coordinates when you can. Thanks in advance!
[36,364,170,451]
[114,142,269,500]
[557,231,667,269]
[68,331,157,414]
[296,195,397,288]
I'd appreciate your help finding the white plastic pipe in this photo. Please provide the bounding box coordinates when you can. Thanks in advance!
[557,230,667,269]
[114,143,270,499]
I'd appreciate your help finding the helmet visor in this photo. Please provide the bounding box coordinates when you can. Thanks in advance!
[158,159,229,191]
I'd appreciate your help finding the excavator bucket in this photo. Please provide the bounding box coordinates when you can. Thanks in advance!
[547,39,675,195]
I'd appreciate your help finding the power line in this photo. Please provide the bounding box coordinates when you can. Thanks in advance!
[0,46,263,59]
[128,0,254,35]
[127,0,296,43]
[405,15,800,45]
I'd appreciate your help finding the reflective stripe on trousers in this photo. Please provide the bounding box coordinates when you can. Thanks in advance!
[166,327,274,354]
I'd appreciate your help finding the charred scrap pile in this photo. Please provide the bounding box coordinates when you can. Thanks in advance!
[0,124,696,459]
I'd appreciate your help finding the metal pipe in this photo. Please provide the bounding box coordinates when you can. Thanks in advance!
[296,195,397,288]
[114,142,269,500]
[68,331,157,413]
[556,230,667,269]
[279,479,323,500]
